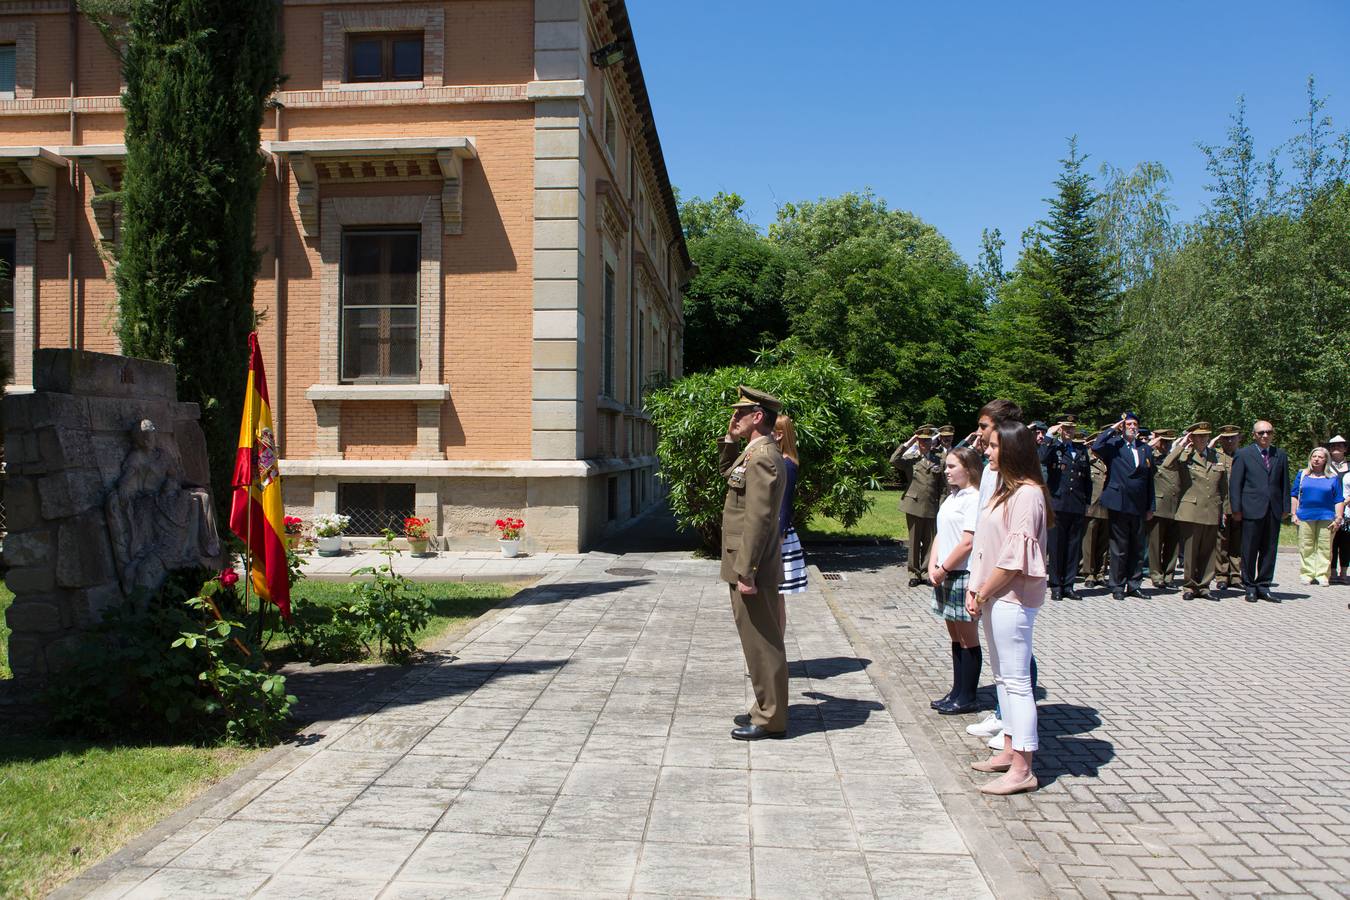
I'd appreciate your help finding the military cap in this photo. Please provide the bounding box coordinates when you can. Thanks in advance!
[938,425,955,437]
[1138,427,1153,439]
[914,423,939,439]
[731,385,782,414]
[1328,434,1347,446]
[1217,425,1240,438]
[1030,420,1048,433]
[1152,428,1177,440]
[1185,421,1213,436]
[1056,413,1078,426]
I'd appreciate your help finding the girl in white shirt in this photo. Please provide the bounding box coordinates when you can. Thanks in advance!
[927,446,985,714]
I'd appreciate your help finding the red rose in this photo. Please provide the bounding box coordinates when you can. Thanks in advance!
[220,569,240,587]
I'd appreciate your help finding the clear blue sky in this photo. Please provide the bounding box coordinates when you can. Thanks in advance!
[628,1,1350,267]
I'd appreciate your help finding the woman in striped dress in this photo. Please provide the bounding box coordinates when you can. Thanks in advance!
[775,415,807,636]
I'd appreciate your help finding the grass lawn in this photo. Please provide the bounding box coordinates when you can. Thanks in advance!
[0,737,258,899]
[266,579,517,662]
[1,582,12,679]
[802,489,907,541]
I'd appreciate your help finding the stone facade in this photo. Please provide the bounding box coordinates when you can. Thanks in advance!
[2,349,222,681]
[0,1,689,552]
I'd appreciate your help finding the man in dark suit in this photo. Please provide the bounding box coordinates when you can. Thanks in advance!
[1228,420,1290,602]
[1093,412,1155,600]
[1040,415,1092,600]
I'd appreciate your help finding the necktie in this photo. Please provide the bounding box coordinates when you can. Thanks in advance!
[1262,448,1271,471]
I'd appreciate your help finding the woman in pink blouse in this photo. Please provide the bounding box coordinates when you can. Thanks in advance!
[965,420,1050,796]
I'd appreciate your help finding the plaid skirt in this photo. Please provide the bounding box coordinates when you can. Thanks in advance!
[930,570,972,622]
[781,527,808,594]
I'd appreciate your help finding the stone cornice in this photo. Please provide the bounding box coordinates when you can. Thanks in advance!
[278,456,660,479]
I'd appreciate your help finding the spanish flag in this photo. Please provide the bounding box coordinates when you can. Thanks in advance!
[229,332,291,620]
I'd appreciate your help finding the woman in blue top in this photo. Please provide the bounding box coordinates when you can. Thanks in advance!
[774,415,807,638]
[1291,447,1345,585]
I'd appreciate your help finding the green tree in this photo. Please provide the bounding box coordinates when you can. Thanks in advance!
[112,0,282,514]
[644,349,887,551]
[771,190,985,430]
[677,191,789,373]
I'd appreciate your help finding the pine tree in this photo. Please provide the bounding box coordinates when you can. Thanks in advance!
[114,0,282,515]
[1042,137,1119,418]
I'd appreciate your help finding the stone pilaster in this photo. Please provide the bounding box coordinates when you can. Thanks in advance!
[531,0,588,460]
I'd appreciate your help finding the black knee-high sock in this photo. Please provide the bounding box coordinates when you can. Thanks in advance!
[955,645,983,705]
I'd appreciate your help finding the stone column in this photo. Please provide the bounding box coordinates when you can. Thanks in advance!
[530,0,588,461]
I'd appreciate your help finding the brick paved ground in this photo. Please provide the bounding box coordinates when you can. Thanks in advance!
[812,542,1350,900]
[60,550,994,899]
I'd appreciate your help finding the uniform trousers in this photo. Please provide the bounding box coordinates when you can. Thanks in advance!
[1216,516,1242,586]
[1239,511,1282,590]
[1177,522,1219,596]
[1081,516,1109,582]
[905,514,937,580]
[1107,511,1147,594]
[730,584,789,731]
[1331,526,1350,572]
[1147,515,1181,586]
[1047,511,1086,593]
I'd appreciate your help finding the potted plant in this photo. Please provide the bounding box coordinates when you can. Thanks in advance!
[313,513,350,557]
[283,515,305,552]
[404,516,432,556]
[495,516,524,558]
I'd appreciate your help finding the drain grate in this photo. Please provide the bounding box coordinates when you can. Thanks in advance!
[605,567,656,577]
[821,572,845,581]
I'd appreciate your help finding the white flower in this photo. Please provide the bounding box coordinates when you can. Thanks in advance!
[313,513,351,538]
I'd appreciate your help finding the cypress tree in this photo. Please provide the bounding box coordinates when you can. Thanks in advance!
[114,0,282,515]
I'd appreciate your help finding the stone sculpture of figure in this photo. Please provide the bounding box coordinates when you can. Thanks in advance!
[106,419,222,596]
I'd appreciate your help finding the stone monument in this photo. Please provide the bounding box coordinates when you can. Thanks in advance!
[3,349,223,681]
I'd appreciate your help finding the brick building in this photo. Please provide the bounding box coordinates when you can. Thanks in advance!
[0,0,689,551]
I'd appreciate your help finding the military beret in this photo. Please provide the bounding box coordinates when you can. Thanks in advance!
[731,385,782,414]
[1121,411,1140,424]
[1185,421,1213,436]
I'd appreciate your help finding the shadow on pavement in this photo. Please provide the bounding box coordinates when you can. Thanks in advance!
[790,655,872,680]
[513,579,655,605]
[804,542,904,575]
[1029,702,1114,787]
[784,690,886,736]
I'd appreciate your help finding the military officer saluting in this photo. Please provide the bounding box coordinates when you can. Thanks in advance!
[1146,428,1182,590]
[891,425,946,587]
[1039,415,1092,600]
[1214,425,1243,590]
[1163,422,1229,601]
[1081,428,1111,587]
[719,386,789,741]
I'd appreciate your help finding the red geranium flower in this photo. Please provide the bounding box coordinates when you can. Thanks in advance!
[220,568,240,587]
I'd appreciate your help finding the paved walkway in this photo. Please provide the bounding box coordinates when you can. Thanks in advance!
[62,549,994,899]
[295,548,587,583]
[813,543,1350,899]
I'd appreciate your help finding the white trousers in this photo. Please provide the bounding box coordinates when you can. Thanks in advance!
[982,600,1039,752]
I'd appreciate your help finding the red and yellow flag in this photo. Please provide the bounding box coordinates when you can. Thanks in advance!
[229,332,291,620]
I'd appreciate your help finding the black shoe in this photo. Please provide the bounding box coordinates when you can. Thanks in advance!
[1245,590,1257,602]
[936,698,980,715]
[1260,589,1279,603]
[1126,587,1146,599]
[1182,590,1195,600]
[1050,590,1062,602]
[1194,592,1210,601]
[733,713,751,727]
[1061,589,1081,600]
[908,577,923,587]
[731,724,786,741]
[1113,591,1125,601]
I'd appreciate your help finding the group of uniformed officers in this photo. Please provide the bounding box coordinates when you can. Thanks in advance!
[893,414,1248,602]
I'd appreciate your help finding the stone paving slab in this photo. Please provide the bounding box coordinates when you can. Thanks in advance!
[813,543,1350,899]
[60,551,994,899]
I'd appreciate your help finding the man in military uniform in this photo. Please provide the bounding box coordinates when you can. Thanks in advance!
[1146,428,1182,590]
[937,424,955,452]
[891,425,945,587]
[719,386,789,741]
[1163,422,1228,600]
[1081,428,1111,587]
[1040,415,1092,600]
[1214,425,1243,590]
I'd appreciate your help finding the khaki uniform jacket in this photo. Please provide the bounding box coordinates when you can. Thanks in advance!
[1086,455,1109,520]
[890,444,944,518]
[719,436,787,592]
[1217,450,1235,515]
[1164,444,1228,526]
[1153,451,1181,519]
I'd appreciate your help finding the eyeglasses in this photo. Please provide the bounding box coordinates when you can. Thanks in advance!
[1255,429,1274,435]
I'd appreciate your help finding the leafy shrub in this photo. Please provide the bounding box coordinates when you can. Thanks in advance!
[644,348,888,550]
[282,600,365,663]
[46,569,294,746]
[347,532,432,663]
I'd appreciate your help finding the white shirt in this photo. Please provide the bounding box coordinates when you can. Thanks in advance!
[935,487,979,570]
[976,464,999,523]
